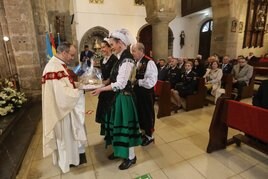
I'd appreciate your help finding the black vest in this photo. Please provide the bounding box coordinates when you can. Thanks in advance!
[110,50,134,92]
[135,56,150,80]
[100,54,117,80]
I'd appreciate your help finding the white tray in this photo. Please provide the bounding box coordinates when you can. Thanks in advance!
[80,84,104,90]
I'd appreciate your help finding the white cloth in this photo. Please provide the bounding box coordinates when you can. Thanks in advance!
[42,56,88,173]
[136,58,158,89]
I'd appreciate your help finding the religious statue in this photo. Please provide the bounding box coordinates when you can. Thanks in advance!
[180,31,185,49]
[255,10,266,31]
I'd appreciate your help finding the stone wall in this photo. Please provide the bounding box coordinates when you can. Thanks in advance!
[211,0,268,58]
[0,0,15,78]
[2,0,42,96]
[0,0,76,96]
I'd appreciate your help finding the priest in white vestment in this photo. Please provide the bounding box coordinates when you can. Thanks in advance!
[42,42,88,173]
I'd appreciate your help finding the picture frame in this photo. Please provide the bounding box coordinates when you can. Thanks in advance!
[134,0,145,6]
[238,21,243,33]
[231,20,237,32]
[89,0,104,4]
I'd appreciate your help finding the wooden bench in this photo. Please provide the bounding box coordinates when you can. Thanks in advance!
[248,60,268,76]
[183,77,206,111]
[155,78,207,117]
[207,97,268,155]
[154,80,171,118]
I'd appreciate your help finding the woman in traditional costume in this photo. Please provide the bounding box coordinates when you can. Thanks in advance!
[92,29,141,170]
[95,38,117,134]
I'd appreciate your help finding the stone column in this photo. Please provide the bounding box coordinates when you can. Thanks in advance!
[3,0,42,96]
[145,0,177,60]
[210,0,245,58]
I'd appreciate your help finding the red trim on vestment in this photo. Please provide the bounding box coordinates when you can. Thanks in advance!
[41,64,76,88]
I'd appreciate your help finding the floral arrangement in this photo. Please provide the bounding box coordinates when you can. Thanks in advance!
[0,79,27,116]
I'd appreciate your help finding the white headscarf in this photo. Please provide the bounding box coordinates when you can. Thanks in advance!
[103,37,110,45]
[110,28,135,46]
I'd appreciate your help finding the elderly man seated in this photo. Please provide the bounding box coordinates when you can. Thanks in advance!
[231,56,253,101]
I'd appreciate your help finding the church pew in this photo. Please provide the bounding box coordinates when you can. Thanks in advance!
[184,77,206,111]
[240,71,255,99]
[154,80,171,118]
[207,97,268,155]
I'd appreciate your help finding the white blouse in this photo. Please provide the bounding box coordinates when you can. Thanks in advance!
[137,59,158,89]
[111,53,134,91]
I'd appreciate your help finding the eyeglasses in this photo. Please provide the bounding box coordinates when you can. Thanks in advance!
[64,51,75,58]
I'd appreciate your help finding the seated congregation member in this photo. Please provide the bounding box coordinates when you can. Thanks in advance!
[246,52,258,62]
[177,57,185,71]
[170,61,197,110]
[42,42,88,173]
[204,56,216,69]
[231,56,253,101]
[193,58,206,77]
[203,60,223,97]
[95,38,117,134]
[157,58,169,80]
[196,54,203,61]
[166,57,182,89]
[221,55,233,74]
[252,80,268,109]
[132,42,158,146]
[92,28,142,170]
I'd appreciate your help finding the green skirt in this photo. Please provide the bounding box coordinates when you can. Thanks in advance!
[103,92,142,159]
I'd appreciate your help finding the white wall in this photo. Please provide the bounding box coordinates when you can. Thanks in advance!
[73,0,147,47]
[170,8,212,58]
[73,0,212,59]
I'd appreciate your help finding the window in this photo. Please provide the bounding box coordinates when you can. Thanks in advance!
[201,20,213,32]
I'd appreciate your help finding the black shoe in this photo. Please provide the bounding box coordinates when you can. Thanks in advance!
[108,153,120,160]
[69,164,76,168]
[69,153,87,168]
[79,153,87,165]
[141,137,154,146]
[118,157,137,170]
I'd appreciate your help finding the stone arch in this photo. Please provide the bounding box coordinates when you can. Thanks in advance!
[137,24,174,56]
[79,26,109,52]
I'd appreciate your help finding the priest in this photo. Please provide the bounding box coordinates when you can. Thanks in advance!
[42,42,88,173]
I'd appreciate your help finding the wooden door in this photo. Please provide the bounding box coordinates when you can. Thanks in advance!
[198,20,213,61]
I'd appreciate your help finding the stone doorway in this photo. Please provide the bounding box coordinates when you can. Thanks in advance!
[198,19,213,61]
[138,25,174,58]
[79,26,109,53]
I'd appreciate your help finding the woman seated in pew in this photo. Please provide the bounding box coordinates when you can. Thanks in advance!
[170,61,197,111]
[203,60,223,97]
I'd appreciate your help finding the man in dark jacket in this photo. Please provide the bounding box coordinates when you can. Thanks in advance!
[221,55,233,74]
[80,45,94,67]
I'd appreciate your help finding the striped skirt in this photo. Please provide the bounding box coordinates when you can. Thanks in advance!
[103,92,142,159]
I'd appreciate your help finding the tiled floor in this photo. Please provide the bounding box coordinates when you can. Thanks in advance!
[17,94,268,179]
